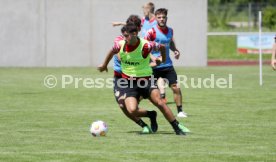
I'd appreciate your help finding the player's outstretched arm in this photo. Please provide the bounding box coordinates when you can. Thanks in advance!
[97,49,115,72]
[271,44,276,70]
[112,22,126,27]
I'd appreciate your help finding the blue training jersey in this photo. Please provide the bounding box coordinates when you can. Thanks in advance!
[112,35,124,73]
[141,17,157,38]
[151,25,174,69]
[113,54,121,73]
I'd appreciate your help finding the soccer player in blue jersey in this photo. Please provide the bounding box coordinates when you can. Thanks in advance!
[140,2,157,37]
[112,2,157,38]
[145,8,188,118]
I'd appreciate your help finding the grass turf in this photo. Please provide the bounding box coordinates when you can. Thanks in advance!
[0,67,275,162]
[208,35,272,60]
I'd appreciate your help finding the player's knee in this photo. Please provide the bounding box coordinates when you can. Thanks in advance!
[124,104,137,114]
[155,98,166,108]
[127,108,137,116]
[171,84,180,93]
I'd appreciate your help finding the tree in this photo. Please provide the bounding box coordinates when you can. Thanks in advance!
[263,6,276,30]
[208,0,236,29]
[208,0,276,30]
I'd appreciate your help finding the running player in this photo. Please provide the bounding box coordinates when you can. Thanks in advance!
[144,8,188,118]
[98,15,158,134]
[115,23,189,135]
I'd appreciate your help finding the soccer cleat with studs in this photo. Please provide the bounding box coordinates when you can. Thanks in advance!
[141,126,153,134]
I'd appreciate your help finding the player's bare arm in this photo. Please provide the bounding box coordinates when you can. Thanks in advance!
[170,39,180,60]
[271,43,276,70]
[97,49,116,72]
[150,54,159,67]
[112,22,126,27]
[149,41,166,64]
[159,44,166,62]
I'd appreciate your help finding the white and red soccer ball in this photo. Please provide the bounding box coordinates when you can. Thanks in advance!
[90,120,108,137]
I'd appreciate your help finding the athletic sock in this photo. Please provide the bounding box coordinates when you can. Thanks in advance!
[147,110,158,132]
[170,119,180,132]
[177,105,183,113]
[146,111,155,118]
[135,119,147,128]
[160,93,166,99]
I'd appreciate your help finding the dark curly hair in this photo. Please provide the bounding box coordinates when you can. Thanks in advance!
[126,15,141,30]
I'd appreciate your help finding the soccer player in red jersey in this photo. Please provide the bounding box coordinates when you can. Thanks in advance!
[98,15,158,133]
[112,23,189,135]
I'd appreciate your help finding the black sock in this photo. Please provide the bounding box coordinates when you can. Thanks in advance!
[177,105,183,113]
[146,111,155,118]
[160,93,166,99]
[135,119,147,128]
[170,119,180,132]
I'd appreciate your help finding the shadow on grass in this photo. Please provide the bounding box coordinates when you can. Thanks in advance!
[13,92,45,95]
[166,101,175,105]
[166,101,189,105]
[126,131,175,135]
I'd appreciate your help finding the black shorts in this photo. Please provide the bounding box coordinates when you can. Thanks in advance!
[153,66,178,86]
[120,78,158,100]
[113,76,126,104]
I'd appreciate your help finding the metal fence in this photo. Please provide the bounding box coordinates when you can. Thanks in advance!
[208,2,276,32]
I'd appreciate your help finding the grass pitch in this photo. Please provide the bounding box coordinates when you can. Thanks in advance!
[0,66,275,162]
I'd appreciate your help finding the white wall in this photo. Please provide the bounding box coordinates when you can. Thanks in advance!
[0,0,207,67]
[0,0,45,66]
[46,0,91,66]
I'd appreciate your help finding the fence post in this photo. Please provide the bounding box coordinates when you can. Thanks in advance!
[248,2,252,31]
